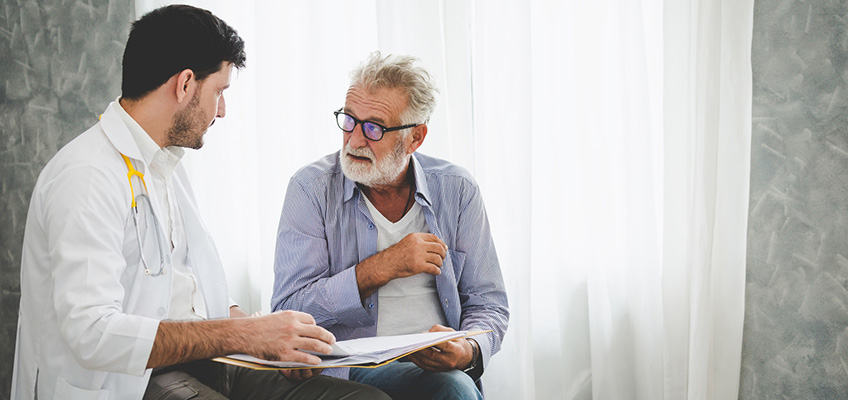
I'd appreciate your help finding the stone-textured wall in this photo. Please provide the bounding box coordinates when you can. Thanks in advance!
[742,0,848,398]
[0,0,133,397]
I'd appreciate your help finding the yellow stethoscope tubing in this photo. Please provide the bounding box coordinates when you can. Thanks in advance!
[121,153,148,208]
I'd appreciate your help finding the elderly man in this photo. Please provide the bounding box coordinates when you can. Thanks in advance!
[272,52,509,399]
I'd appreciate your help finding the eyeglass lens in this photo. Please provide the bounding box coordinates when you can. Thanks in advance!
[336,112,385,141]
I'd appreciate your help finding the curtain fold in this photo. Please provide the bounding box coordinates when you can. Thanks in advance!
[132,1,754,398]
[664,0,754,399]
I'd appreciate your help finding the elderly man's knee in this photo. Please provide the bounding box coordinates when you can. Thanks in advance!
[424,370,479,399]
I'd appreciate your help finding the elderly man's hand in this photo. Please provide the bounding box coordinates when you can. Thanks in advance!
[407,325,475,372]
[356,233,447,299]
[383,233,447,277]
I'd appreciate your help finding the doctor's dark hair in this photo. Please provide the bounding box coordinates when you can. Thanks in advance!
[121,4,246,100]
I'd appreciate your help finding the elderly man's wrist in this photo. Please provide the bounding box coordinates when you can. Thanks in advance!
[462,338,479,372]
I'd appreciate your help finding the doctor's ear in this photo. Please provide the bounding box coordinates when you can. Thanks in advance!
[174,69,195,103]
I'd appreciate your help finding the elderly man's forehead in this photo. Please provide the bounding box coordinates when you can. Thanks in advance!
[344,86,408,121]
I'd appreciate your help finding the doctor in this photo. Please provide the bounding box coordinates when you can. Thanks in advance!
[11,5,387,400]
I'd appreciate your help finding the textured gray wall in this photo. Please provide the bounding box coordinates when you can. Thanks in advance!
[0,0,133,397]
[742,0,848,398]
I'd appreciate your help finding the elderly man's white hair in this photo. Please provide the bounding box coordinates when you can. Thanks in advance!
[349,51,439,129]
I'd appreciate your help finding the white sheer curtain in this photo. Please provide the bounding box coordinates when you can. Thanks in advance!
[663,1,754,399]
[135,1,753,398]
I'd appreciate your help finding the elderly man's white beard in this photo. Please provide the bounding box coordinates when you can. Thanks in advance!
[340,140,410,186]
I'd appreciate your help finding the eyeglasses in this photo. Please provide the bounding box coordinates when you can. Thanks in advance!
[334,108,419,141]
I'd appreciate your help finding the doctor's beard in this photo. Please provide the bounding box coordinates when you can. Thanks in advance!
[340,138,409,187]
[167,92,207,150]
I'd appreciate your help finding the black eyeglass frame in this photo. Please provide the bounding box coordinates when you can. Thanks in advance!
[334,108,419,142]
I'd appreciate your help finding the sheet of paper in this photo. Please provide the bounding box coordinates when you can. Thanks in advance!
[312,331,466,356]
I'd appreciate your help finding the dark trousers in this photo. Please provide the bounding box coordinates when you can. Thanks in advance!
[143,360,389,400]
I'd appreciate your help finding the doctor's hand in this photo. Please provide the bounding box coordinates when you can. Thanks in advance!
[356,233,447,299]
[245,310,335,365]
[407,325,475,372]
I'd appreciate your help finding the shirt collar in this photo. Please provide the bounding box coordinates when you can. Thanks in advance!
[114,97,185,177]
[409,153,432,206]
[342,152,432,207]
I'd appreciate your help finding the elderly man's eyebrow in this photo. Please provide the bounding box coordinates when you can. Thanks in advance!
[343,108,388,125]
[367,116,388,125]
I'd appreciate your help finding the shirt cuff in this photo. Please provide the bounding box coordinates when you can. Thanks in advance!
[128,317,159,376]
[324,265,375,327]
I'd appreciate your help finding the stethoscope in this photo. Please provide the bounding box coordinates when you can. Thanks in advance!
[121,153,166,276]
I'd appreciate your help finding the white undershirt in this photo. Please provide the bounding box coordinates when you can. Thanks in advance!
[362,194,448,336]
[115,100,207,320]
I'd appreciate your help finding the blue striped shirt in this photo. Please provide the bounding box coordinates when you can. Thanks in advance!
[272,151,509,379]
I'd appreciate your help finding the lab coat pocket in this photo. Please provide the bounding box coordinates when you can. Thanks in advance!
[54,377,110,400]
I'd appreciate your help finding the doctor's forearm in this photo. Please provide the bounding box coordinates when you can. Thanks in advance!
[147,310,333,369]
[146,319,250,368]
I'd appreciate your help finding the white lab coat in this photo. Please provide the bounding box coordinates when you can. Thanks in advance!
[11,102,231,400]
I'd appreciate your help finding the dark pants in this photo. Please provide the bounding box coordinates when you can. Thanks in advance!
[143,360,389,400]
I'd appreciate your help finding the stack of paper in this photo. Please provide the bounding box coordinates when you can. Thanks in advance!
[214,330,484,370]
